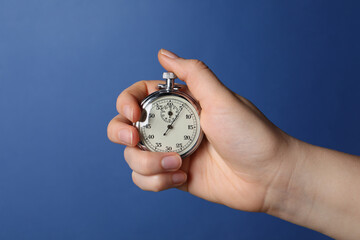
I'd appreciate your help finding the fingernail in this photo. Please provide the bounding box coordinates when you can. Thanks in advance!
[123,105,133,121]
[160,49,178,59]
[161,155,181,170]
[118,129,132,145]
[172,173,186,184]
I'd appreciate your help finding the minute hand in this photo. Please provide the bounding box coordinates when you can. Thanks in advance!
[163,107,184,136]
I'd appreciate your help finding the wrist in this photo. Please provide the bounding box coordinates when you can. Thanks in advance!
[262,135,317,223]
[264,135,360,239]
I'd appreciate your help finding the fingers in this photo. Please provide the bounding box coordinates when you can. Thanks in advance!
[116,81,159,122]
[110,80,189,146]
[107,114,139,146]
[116,81,150,122]
[125,147,187,192]
[111,81,157,145]
[124,147,182,175]
[116,80,190,122]
[158,49,236,109]
[132,170,187,192]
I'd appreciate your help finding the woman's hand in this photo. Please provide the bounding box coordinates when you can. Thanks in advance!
[107,49,296,212]
[108,49,360,239]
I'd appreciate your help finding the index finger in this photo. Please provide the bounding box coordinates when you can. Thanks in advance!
[116,81,157,122]
[116,80,189,122]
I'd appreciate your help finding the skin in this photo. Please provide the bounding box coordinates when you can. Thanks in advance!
[107,49,360,239]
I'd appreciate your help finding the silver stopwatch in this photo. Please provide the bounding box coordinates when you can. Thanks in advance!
[135,72,203,158]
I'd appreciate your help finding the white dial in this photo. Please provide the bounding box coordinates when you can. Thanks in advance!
[138,95,201,157]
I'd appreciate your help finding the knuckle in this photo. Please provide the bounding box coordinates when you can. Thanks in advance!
[136,80,147,89]
[124,147,140,170]
[152,177,165,192]
[125,150,156,175]
[106,119,114,140]
[131,172,165,192]
[116,81,146,114]
[131,171,137,184]
[124,147,131,163]
[189,59,209,71]
[116,91,132,113]
[116,92,125,113]
[152,187,163,192]
[131,172,145,190]
[138,152,156,175]
[131,172,146,190]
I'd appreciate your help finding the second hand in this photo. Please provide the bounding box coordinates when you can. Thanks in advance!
[163,106,183,136]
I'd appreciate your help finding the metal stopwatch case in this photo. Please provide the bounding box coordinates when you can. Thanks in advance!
[135,72,203,158]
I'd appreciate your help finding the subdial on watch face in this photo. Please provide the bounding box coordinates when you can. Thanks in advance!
[160,102,179,123]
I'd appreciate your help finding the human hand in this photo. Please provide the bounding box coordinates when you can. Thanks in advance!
[107,49,297,212]
[108,49,360,239]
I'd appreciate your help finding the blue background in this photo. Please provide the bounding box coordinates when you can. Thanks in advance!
[0,0,359,239]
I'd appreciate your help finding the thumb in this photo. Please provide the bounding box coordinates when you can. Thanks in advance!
[158,49,234,109]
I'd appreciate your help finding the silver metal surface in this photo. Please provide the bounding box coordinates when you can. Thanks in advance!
[135,72,203,159]
[162,72,176,79]
[158,71,181,91]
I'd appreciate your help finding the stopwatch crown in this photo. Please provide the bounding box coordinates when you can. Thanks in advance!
[159,72,180,91]
[162,72,177,80]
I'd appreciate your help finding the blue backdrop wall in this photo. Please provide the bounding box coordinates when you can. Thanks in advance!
[0,1,359,239]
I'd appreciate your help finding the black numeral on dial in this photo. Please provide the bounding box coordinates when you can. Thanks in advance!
[184,135,191,140]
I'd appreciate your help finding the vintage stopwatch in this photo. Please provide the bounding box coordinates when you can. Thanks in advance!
[135,72,203,158]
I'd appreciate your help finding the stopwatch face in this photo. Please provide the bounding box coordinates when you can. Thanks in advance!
[137,94,202,158]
